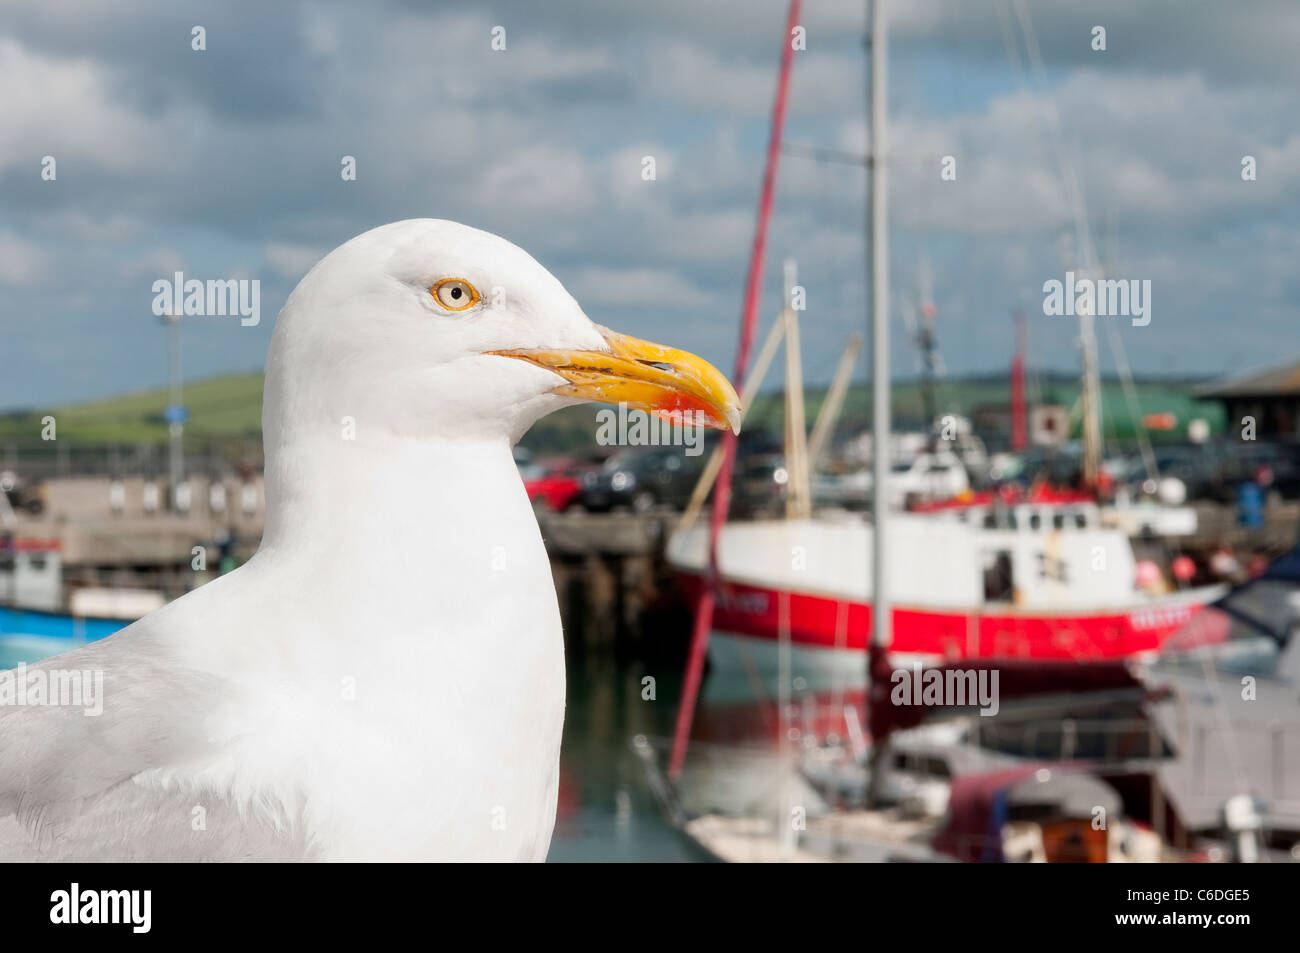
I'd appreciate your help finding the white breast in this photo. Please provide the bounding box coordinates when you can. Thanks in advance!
[147,437,567,861]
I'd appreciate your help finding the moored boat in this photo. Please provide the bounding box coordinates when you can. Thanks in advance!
[668,502,1224,677]
[0,536,154,664]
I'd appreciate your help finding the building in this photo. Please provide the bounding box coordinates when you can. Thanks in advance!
[1197,360,1300,439]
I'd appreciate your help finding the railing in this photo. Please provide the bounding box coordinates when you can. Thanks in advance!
[1,439,261,481]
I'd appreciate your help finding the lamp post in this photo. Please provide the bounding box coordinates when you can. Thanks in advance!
[161,312,186,509]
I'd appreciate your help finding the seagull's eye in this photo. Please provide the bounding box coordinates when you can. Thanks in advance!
[431,278,480,311]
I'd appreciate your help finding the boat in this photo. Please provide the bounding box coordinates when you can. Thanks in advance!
[662,0,1211,679]
[0,536,152,664]
[636,732,1199,863]
[668,502,1223,677]
[1140,543,1300,855]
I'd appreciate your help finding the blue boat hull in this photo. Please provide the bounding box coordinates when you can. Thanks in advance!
[0,605,130,667]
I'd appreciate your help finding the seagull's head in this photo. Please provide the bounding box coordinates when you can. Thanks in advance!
[266,219,740,447]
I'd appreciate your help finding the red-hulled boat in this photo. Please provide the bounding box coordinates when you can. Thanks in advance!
[668,501,1223,678]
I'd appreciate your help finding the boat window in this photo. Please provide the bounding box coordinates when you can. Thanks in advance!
[982,549,1015,602]
[921,756,952,779]
[27,554,47,572]
[1029,513,1042,530]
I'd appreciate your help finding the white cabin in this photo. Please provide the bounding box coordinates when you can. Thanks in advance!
[0,543,63,612]
[668,507,1141,612]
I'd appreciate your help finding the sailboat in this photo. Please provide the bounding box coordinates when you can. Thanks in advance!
[663,3,1222,681]
[641,0,1238,864]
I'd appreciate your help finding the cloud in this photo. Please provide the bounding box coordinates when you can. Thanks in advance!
[0,0,1297,407]
[263,242,326,281]
[479,145,601,218]
[0,38,163,174]
[835,69,1300,236]
[0,232,49,286]
[567,265,729,312]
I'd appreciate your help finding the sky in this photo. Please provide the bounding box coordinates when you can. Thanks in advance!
[1,0,1297,409]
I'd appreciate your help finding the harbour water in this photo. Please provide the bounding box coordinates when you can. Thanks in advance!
[548,655,697,861]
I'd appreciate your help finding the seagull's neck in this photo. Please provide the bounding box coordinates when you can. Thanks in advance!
[258,432,538,589]
[221,429,566,859]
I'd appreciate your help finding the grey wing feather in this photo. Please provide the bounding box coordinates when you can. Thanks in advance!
[0,783,317,861]
[0,626,311,861]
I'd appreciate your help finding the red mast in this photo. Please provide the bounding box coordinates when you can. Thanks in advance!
[669,0,803,780]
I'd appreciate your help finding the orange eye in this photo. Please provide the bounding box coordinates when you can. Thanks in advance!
[432,278,479,311]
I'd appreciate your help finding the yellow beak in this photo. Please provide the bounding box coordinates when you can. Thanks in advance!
[490,325,742,433]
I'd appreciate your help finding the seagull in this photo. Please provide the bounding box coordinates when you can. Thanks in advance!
[0,219,740,861]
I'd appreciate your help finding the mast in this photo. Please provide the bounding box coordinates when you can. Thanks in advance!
[677,316,787,530]
[1061,230,1103,488]
[1078,267,1103,488]
[1011,311,1027,451]
[865,0,893,807]
[913,256,938,442]
[807,333,863,469]
[163,312,185,508]
[782,259,812,520]
[668,0,803,781]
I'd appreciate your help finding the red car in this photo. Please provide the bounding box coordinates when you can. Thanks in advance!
[519,458,586,512]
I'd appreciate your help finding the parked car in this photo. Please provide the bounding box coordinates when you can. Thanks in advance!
[733,453,790,517]
[1126,446,1229,503]
[1125,441,1300,504]
[0,471,43,515]
[811,466,870,510]
[863,450,970,506]
[576,448,705,513]
[518,459,585,512]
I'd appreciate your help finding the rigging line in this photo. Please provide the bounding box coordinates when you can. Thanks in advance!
[994,0,1047,414]
[995,0,1025,80]
[797,148,859,398]
[1104,313,1159,481]
[793,176,849,398]
[1102,212,1159,481]
[816,155,850,395]
[781,143,868,166]
[1010,0,1097,271]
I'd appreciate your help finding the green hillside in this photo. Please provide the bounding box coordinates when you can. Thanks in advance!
[0,370,1227,456]
[0,374,264,446]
